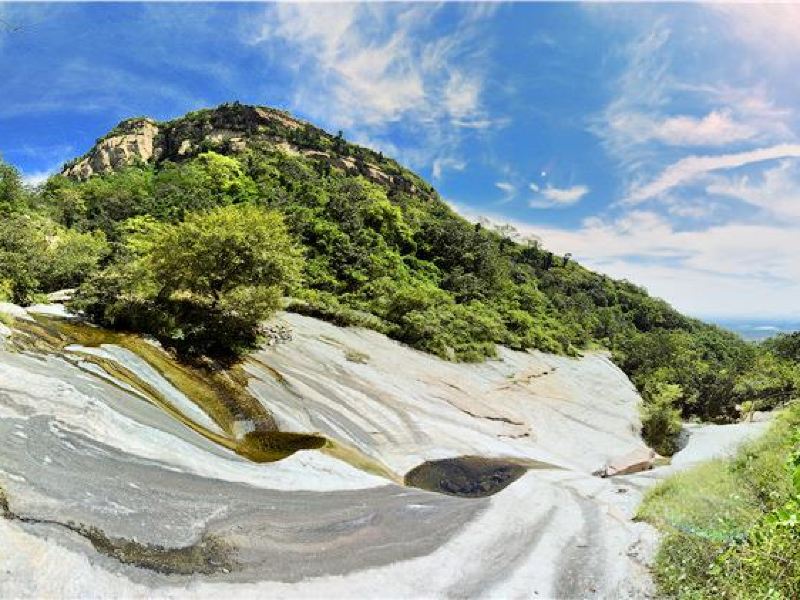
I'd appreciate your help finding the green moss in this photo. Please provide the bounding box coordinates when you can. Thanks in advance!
[80,526,236,575]
[344,349,370,364]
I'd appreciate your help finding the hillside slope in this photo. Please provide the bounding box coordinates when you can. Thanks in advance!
[4,103,797,436]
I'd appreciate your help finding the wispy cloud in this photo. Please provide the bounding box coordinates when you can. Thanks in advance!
[706,159,800,221]
[624,143,800,205]
[247,3,497,168]
[494,181,515,202]
[530,184,588,209]
[646,110,755,147]
[712,4,800,66]
[432,157,466,180]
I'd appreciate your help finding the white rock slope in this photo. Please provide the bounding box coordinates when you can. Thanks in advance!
[0,307,766,598]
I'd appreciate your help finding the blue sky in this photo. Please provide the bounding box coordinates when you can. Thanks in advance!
[2,3,800,319]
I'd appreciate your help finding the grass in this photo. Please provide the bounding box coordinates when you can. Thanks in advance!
[0,311,13,327]
[638,403,800,598]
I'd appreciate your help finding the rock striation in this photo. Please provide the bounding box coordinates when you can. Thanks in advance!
[0,305,771,598]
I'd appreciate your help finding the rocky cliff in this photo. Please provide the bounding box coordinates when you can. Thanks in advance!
[62,103,430,198]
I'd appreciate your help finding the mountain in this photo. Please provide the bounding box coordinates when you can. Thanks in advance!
[50,103,782,425]
[62,103,433,200]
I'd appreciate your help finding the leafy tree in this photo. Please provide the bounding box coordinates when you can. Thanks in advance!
[147,203,302,307]
[0,158,26,214]
[72,205,303,359]
[0,215,108,304]
[640,381,684,455]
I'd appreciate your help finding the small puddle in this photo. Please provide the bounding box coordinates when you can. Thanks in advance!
[404,456,529,498]
[9,313,326,463]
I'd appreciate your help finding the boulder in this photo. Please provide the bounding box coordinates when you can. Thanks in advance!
[595,448,657,478]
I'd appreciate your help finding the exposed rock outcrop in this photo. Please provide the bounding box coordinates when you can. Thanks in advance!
[60,103,429,199]
[63,118,160,179]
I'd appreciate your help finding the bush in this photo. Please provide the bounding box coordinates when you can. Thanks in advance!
[0,215,108,305]
[639,404,800,598]
[72,205,302,360]
[640,382,684,455]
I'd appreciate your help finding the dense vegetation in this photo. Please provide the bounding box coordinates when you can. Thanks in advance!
[640,402,800,598]
[1,104,799,453]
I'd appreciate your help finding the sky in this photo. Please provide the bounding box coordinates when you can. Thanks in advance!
[1,2,800,320]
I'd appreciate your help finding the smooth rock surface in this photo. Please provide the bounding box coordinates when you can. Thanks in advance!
[0,306,775,598]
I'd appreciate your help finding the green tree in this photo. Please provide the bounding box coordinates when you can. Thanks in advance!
[0,215,107,304]
[640,381,684,455]
[0,158,26,214]
[73,204,303,359]
[148,203,302,307]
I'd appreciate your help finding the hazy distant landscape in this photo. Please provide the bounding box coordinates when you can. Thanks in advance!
[712,318,800,341]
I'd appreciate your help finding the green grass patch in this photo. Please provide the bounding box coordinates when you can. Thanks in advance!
[638,404,800,598]
[0,311,13,327]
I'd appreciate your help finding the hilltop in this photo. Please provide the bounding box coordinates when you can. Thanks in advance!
[62,103,433,200]
[1,103,797,454]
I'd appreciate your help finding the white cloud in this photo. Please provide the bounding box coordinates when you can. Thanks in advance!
[650,110,755,147]
[451,202,800,318]
[593,14,795,178]
[21,170,51,187]
[495,181,514,193]
[625,144,800,205]
[591,24,672,166]
[250,3,491,139]
[706,159,800,221]
[712,4,800,66]
[530,184,588,209]
[432,157,466,180]
[606,109,758,150]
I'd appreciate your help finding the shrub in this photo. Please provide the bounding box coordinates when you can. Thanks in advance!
[73,205,302,360]
[640,382,684,455]
[640,404,800,598]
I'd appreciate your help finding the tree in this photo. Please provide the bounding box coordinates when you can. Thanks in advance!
[0,158,26,214]
[73,204,304,359]
[0,215,108,304]
[148,203,302,307]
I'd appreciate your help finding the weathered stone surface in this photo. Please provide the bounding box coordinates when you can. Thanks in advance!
[63,118,160,180]
[59,104,424,197]
[1,305,767,599]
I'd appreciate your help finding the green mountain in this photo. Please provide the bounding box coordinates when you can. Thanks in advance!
[3,103,798,450]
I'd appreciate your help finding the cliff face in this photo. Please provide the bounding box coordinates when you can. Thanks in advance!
[62,103,428,197]
[62,118,160,179]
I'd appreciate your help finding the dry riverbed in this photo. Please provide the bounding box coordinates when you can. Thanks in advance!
[0,304,770,598]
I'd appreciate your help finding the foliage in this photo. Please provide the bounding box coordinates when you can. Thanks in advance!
[639,403,800,598]
[0,214,108,304]
[0,158,27,214]
[764,331,800,363]
[70,204,302,359]
[2,104,797,420]
[640,382,684,455]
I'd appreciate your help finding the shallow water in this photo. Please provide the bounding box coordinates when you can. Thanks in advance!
[9,314,326,463]
[405,456,529,497]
